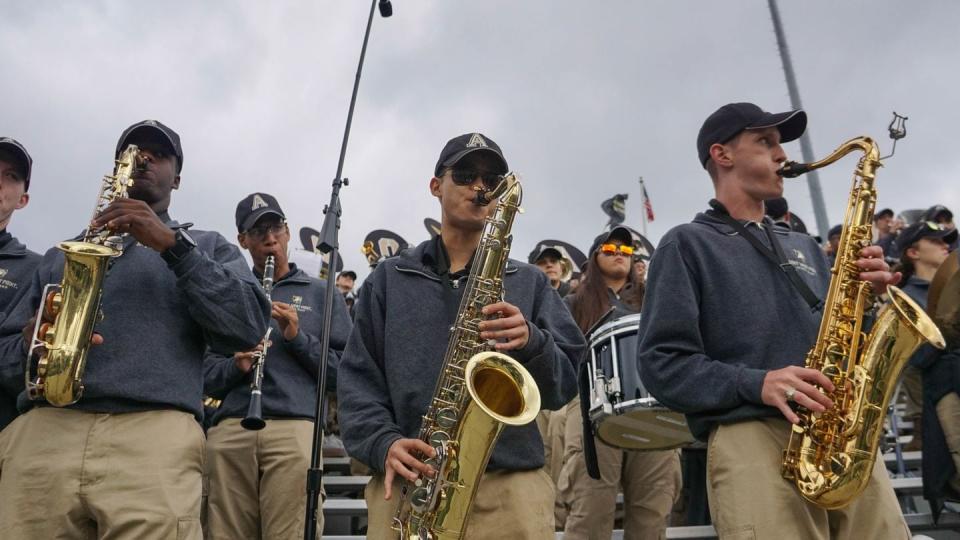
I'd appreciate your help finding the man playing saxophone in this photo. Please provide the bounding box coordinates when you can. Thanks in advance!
[337,133,585,539]
[202,192,352,539]
[0,120,270,539]
[637,103,909,539]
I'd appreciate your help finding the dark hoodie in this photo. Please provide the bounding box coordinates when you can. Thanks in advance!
[203,263,352,425]
[337,237,585,473]
[0,214,270,420]
[0,231,41,431]
[637,210,830,440]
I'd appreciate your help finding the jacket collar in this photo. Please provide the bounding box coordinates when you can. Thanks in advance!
[0,230,28,257]
[396,237,519,279]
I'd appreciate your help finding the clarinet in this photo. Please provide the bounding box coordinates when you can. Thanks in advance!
[242,255,275,431]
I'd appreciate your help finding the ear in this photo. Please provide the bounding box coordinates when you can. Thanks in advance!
[237,233,248,250]
[172,175,181,190]
[429,176,442,199]
[15,192,29,210]
[709,142,734,169]
[905,245,920,261]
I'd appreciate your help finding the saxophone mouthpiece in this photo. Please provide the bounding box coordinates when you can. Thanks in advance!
[779,161,810,178]
[473,186,492,206]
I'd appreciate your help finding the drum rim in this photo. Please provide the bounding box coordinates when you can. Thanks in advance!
[587,313,642,343]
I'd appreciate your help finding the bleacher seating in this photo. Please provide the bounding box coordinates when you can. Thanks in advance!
[319,394,960,538]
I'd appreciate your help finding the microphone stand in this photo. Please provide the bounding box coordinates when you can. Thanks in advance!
[303,0,390,537]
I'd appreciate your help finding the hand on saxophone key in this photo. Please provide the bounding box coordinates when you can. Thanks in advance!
[855,245,900,295]
[479,302,529,351]
[384,438,437,500]
[23,303,103,356]
[92,199,177,253]
[762,366,835,424]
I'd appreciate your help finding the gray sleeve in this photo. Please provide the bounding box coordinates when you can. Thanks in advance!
[282,286,352,392]
[511,273,585,410]
[0,261,47,398]
[168,235,271,353]
[637,240,767,413]
[336,275,402,473]
[202,348,247,399]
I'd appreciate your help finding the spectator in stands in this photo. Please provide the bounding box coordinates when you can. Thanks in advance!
[893,221,960,503]
[893,222,958,452]
[825,224,843,265]
[765,196,809,234]
[874,208,903,255]
[336,270,357,295]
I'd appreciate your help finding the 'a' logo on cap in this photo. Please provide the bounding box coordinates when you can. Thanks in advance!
[251,194,269,211]
[145,120,158,127]
[466,133,488,148]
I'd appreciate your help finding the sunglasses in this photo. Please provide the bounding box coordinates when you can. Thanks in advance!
[447,169,502,190]
[599,243,634,256]
[245,222,287,239]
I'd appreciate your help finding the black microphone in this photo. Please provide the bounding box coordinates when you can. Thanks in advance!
[378,0,393,17]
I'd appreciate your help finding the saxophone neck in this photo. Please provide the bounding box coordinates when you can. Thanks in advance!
[779,137,881,179]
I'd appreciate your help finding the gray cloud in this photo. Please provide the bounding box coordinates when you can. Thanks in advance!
[4,1,957,282]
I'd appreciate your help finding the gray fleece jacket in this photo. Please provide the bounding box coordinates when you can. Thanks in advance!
[337,237,585,473]
[637,210,830,440]
[0,231,41,431]
[0,213,270,419]
[203,264,352,425]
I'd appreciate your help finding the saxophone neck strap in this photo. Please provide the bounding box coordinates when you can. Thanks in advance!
[707,199,823,311]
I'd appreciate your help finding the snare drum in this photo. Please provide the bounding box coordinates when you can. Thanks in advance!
[586,314,694,450]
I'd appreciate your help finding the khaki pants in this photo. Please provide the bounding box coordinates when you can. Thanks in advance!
[937,392,960,494]
[707,417,910,540]
[365,468,555,540]
[537,405,570,528]
[559,398,681,540]
[0,407,204,540]
[205,418,321,539]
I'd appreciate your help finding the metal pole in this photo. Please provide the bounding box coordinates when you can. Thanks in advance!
[638,177,648,237]
[768,0,830,238]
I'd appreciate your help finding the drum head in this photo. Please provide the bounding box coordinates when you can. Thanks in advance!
[596,404,695,451]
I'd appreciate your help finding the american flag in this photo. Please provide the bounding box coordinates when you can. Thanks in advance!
[641,182,655,222]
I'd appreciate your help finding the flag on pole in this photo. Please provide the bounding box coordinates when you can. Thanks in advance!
[601,193,629,228]
[640,182,655,222]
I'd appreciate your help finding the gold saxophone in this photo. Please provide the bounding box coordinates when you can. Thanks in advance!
[26,145,141,406]
[393,173,541,540]
[780,137,945,508]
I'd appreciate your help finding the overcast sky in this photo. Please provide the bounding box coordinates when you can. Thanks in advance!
[4,1,958,281]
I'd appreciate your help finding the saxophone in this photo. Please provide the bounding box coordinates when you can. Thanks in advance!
[26,145,141,406]
[393,173,541,540]
[780,137,945,508]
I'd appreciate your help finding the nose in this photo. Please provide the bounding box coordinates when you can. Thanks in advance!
[773,143,787,163]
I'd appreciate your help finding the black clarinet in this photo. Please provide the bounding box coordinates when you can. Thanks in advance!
[242,255,275,431]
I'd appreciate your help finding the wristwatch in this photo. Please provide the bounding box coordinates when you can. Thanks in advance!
[161,229,198,265]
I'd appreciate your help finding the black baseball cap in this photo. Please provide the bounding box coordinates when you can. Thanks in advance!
[339,270,357,280]
[828,224,843,240]
[589,226,633,257]
[235,192,286,233]
[528,243,563,264]
[434,133,508,177]
[116,120,183,173]
[0,137,32,192]
[895,221,958,256]
[923,204,954,223]
[697,103,807,167]
[874,208,894,221]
